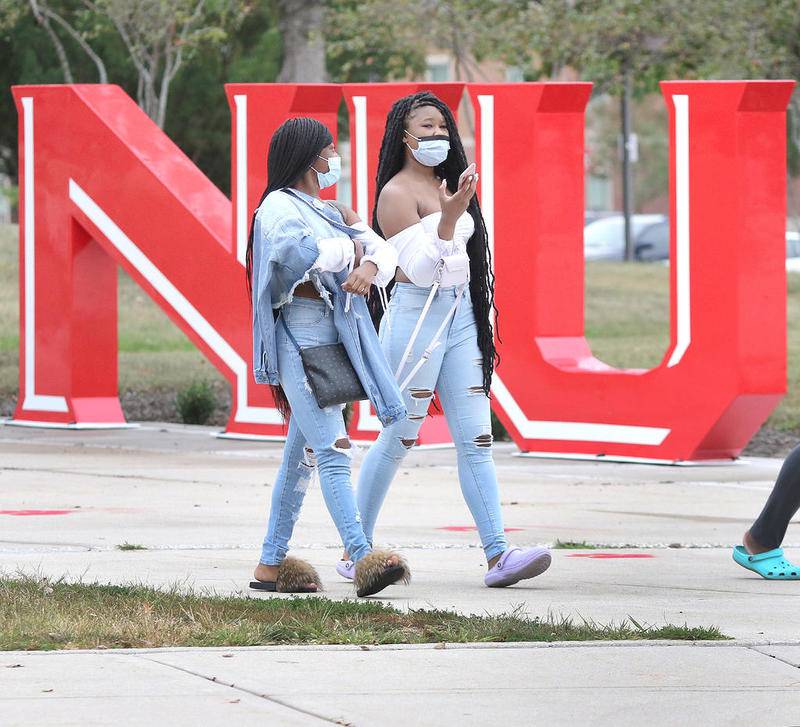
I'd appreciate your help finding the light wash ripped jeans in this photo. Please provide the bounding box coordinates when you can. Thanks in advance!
[259,297,372,566]
[357,282,508,561]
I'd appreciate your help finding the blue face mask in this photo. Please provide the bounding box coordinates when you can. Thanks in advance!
[404,131,450,167]
[313,154,341,189]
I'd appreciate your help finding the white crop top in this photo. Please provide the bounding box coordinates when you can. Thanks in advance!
[386,211,474,287]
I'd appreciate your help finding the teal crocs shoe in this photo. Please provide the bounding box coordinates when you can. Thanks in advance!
[732,546,800,579]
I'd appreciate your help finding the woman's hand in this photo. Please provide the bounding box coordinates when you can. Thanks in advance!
[438,163,477,240]
[327,200,361,225]
[342,261,378,296]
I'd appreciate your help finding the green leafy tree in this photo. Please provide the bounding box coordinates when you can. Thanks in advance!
[21,0,249,128]
[165,2,281,192]
[0,1,280,192]
[325,0,526,83]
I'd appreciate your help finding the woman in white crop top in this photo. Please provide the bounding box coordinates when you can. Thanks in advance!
[337,92,552,589]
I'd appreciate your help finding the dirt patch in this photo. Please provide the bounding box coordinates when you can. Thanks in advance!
[1,382,233,428]
[742,426,798,459]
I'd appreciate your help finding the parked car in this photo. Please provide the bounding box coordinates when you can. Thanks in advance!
[585,216,797,265]
[632,218,670,261]
[584,210,617,227]
[785,231,800,271]
[583,214,669,261]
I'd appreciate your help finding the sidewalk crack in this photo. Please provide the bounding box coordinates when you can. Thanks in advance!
[131,654,348,725]
[746,645,800,671]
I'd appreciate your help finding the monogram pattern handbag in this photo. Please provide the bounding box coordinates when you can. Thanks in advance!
[279,314,367,408]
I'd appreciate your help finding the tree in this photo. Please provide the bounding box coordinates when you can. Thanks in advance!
[275,0,326,82]
[0,0,279,193]
[19,0,249,128]
[28,0,108,82]
[325,0,425,83]
[704,0,800,217]
[488,0,798,256]
[165,2,281,192]
[326,0,526,83]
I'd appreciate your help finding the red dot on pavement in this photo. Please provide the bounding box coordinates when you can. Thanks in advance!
[0,509,76,516]
[438,526,524,532]
[566,553,655,559]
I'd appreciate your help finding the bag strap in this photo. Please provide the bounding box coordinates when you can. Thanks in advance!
[395,283,466,392]
[394,283,439,381]
[378,285,389,312]
[281,188,361,238]
[282,189,359,313]
[278,312,302,352]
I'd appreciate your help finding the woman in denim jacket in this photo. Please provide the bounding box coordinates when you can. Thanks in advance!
[247,117,410,597]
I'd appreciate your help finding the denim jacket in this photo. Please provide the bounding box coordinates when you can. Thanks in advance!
[251,188,407,427]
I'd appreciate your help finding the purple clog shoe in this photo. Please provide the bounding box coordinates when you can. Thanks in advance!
[485,546,552,588]
[336,559,355,580]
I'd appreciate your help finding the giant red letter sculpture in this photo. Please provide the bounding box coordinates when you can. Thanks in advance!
[470,81,792,461]
[11,81,792,460]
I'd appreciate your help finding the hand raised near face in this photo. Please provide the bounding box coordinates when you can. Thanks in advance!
[439,162,478,222]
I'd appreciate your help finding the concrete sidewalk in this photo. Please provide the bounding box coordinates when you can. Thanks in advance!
[4,641,800,726]
[2,421,800,725]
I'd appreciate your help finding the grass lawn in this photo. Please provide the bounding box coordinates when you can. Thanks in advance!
[0,224,226,410]
[2,222,799,434]
[0,576,726,651]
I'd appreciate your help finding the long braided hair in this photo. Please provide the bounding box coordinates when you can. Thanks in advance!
[368,91,499,396]
[245,117,334,419]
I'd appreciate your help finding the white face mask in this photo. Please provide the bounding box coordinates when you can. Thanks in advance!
[404,131,450,167]
[313,154,341,188]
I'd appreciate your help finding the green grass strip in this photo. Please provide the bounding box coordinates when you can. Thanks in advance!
[552,540,604,550]
[0,576,727,651]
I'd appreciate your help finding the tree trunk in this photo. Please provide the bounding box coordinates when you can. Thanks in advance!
[276,0,327,82]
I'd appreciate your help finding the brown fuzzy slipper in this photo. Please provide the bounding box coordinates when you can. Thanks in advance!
[354,549,410,598]
[249,557,323,593]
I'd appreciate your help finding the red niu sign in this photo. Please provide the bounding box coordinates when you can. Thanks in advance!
[11,81,793,461]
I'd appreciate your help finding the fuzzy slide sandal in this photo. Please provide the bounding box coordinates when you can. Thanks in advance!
[250,556,323,593]
[354,550,410,598]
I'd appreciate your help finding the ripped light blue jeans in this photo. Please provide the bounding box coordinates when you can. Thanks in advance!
[259,297,372,566]
[357,282,508,561]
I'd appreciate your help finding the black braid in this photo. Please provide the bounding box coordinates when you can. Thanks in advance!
[245,117,334,420]
[367,92,500,396]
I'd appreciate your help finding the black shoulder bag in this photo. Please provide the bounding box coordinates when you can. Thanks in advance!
[278,190,367,409]
[279,314,366,408]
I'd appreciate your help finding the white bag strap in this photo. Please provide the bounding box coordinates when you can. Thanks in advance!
[378,285,389,312]
[394,281,438,381]
[395,282,466,392]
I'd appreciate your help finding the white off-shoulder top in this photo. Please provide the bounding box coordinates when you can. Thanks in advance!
[385,211,474,287]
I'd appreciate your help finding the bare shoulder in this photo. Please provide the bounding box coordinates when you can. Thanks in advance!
[377,175,420,238]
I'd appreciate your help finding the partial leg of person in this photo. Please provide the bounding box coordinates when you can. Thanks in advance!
[732,444,800,579]
[355,288,448,547]
[436,328,506,561]
[748,445,800,551]
[288,390,409,597]
[273,298,409,596]
[436,295,551,587]
[252,415,321,592]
